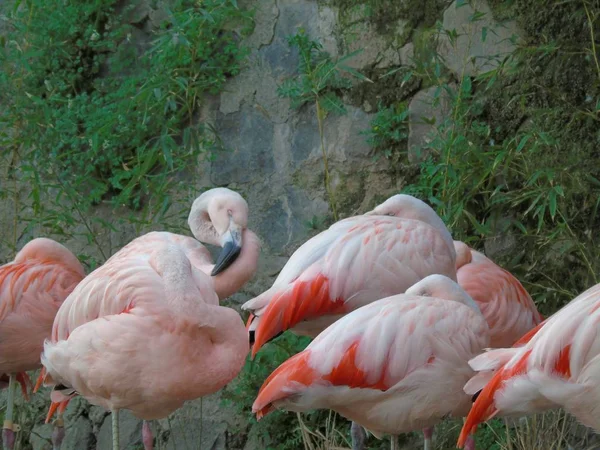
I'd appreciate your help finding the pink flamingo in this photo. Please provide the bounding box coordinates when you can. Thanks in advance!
[243,194,457,355]
[0,238,84,450]
[107,187,259,300]
[454,241,543,348]
[458,281,600,448]
[243,194,457,449]
[252,275,489,450]
[39,188,260,450]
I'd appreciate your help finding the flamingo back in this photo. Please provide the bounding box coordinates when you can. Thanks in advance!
[253,294,489,435]
[244,216,457,356]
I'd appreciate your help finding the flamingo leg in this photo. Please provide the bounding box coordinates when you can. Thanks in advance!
[142,420,154,450]
[423,426,433,450]
[390,434,399,450]
[464,434,475,450]
[350,421,366,450]
[112,409,120,450]
[51,413,65,450]
[16,372,32,401]
[2,374,17,450]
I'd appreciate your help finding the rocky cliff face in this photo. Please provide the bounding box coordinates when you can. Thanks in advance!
[0,0,521,448]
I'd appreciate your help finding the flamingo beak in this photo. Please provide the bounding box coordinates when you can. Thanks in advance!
[211,218,243,276]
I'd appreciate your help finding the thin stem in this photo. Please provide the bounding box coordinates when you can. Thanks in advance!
[5,374,16,424]
[112,409,120,450]
[315,98,338,221]
[583,1,600,81]
[10,148,20,252]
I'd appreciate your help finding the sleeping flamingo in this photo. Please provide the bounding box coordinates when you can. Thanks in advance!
[0,238,84,450]
[39,187,260,450]
[243,194,457,449]
[457,281,600,448]
[105,187,259,300]
[454,241,543,348]
[243,194,457,353]
[252,275,489,450]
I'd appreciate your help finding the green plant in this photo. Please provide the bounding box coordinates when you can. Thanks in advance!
[390,1,600,315]
[0,0,253,264]
[277,29,371,221]
[362,101,409,161]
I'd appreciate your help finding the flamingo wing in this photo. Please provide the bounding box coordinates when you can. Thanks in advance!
[457,250,542,347]
[253,295,489,422]
[51,240,218,342]
[458,282,600,447]
[244,216,457,355]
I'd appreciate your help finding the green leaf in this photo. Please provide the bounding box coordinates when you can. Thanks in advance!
[548,190,557,219]
[482,26,488,42]
[461,76,472,96]
[319,92,346,115]
[516,135,530,152]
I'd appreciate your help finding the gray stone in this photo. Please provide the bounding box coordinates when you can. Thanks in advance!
[259,199,291,251]
[160,393,229,450]
[242,0,279,50]
[219,68,258,115]
[259,0,318,77]
[254,69,292,124]
[275,0,318,41]
[96,410,142,450]
[63,416,94,450]
[271,122,295,172]
[399,42,414,66]
[376,47,400,69]
[89,406,110,432]
[438,0,521,77]
[316,6,339,57]
[323,105,373,160]
[29,423,53,450]
[343,21,388,69]
[291,106,320,164]
[211,105,275,185]
[407,86,453,163]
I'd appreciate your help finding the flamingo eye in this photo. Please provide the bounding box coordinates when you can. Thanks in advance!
[387,212,395,216]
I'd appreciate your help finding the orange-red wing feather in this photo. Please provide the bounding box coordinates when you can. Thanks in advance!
[254,351,316,419]
[251,274,345,357]
[458,349,532,447]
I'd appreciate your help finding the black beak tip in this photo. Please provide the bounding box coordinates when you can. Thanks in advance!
[211,242,242,276]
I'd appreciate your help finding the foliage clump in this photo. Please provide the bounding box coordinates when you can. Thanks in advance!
[0,0,252,262]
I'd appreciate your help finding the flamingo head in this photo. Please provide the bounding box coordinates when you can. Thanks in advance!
[406,274,481,313]
[188,187,249,276]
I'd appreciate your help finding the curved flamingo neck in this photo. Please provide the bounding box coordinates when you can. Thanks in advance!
[212,229,261,300]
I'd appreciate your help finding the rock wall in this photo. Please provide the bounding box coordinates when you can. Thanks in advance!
[0,0,521,449]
